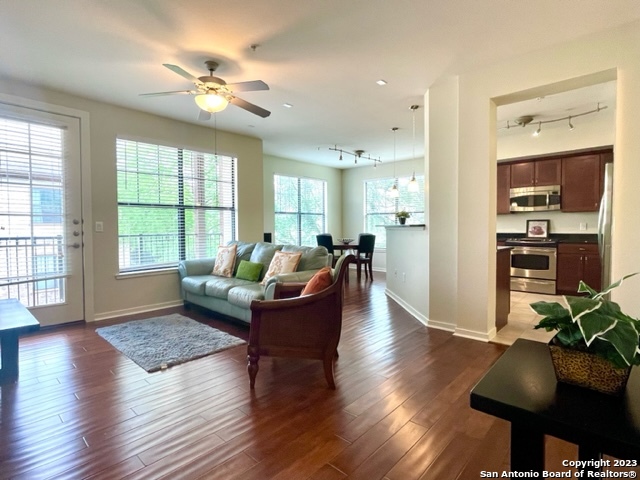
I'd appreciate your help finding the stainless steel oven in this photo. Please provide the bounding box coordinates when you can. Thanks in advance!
[507,243,557,295]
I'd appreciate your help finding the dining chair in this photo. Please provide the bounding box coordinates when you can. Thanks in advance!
[316,233,337,266]
[356,233,375,280]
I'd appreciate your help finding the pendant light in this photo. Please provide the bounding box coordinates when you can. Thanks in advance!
[408,105,420,193]
[388,127,399,198]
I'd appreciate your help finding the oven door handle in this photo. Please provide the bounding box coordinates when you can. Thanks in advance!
[511,247,557,254]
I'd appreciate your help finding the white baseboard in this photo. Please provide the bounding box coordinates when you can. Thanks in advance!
[384,289,455,332]
[453,326,497,342]
[92,300,184,323]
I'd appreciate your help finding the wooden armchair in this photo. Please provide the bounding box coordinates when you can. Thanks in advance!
[247,253,354,389]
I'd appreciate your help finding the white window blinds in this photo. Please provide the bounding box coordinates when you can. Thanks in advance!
[0,116,68,305]
[117,138,236,272]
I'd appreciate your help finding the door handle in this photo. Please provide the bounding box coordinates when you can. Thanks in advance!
[69,242,81,249]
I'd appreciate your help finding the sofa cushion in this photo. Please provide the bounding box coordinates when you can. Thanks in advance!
[282,245,329,271]
[228,241,256,275]
[235,260,263,282]
[227,283,266,309]
[182,275,215,296]
[205,276,256,299]
[261,251,302,285]
[212,244,237,277]
[249,242,283,280]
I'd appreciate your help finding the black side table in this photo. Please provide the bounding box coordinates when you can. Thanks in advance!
[470,339,640,472]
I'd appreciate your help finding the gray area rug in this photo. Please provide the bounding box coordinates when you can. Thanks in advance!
[96,313,246,372]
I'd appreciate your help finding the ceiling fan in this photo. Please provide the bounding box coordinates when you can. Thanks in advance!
[140,61,271,119]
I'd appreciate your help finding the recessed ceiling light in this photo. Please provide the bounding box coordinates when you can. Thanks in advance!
[283,103,293,108]
[376,79,387,86]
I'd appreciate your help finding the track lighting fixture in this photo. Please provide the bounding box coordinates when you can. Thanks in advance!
[499,103,608,132]
[328,146,381,166]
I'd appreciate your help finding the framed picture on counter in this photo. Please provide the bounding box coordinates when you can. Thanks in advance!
[526,219,549,238]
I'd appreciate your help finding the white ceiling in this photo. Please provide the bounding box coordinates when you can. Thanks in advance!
[0,1,636,168]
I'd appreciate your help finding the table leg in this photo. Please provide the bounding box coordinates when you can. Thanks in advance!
[511,423,544,473]
[0,332,20,383]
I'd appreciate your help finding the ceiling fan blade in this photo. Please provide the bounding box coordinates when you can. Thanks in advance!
[229,96,271,118]
[139,90,195,97]
[198,109,212,122]
[163,64,203,85]
[225,80,269,92]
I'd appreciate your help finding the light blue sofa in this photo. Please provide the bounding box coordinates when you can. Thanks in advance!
[178,241,332,324]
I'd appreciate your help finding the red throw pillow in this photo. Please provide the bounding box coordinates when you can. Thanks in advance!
[301,267,333,295]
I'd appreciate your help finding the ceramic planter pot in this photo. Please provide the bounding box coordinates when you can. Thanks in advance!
[398,217,406,225]
[548,340,632,396]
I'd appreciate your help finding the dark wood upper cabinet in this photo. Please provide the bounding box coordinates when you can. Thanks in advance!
[510,158,561,187]
[561,154,601,212]
[497,163,511,214]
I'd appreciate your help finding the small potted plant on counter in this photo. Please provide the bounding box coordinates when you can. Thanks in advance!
[395,210,410,225]
[531,273,639,395]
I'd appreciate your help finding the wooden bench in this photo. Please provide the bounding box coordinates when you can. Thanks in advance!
[0,299,40,383]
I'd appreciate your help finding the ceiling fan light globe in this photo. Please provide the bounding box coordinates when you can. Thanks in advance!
[195,94,229,113]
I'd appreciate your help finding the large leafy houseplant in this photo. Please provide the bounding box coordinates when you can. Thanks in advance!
[532,273,640,369]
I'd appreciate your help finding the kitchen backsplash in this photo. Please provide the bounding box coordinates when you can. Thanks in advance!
[496,210,599,234]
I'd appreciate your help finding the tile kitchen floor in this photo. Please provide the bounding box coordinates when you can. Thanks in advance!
[492,290,562,346]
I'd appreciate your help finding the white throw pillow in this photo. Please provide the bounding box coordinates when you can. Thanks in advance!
[261,251,302,285]
[212,244,237,278]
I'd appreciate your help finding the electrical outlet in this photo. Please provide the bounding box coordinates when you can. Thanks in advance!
[402,272,406,283]
[95,221,104,232]
[579,222,587,231]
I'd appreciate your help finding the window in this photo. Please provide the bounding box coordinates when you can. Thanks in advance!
[0,115,67,307]
[274,174,326,246]
[365,175,425,248]
[117,138,236,272]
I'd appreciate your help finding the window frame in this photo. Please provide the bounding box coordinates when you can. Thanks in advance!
[364,174,425,249]
[273,174,327,246]
[116,138,237,273]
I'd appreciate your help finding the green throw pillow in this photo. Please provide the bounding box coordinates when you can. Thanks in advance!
[235,260,263,282]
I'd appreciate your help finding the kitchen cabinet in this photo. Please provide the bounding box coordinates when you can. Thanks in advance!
[561,154,601,212]
[497,163,511,214]
[510,158,561,188]
[556,243,601,295]
[496,247,511,331]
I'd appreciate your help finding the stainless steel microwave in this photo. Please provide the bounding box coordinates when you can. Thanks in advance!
[509,185,561,212]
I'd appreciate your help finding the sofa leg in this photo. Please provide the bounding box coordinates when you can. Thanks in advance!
[247,350,260,389]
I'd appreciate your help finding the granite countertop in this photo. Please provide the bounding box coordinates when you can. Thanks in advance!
[497,233,597,244]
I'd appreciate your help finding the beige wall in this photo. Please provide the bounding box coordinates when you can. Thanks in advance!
[0,76,264,321]
[428,20,640,341]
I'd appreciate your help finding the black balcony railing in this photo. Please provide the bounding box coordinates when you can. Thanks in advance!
[118,233,223,271]
[0,235,65,306]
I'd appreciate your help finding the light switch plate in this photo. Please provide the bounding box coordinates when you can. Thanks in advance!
[579,222,587,231]
[95,221,104,232]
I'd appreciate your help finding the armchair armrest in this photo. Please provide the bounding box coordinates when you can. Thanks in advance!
[273,282,307,299]
[178,258,216,278]
[263,269,319,300]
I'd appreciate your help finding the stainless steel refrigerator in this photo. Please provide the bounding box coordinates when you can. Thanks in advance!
[598,162,613,289]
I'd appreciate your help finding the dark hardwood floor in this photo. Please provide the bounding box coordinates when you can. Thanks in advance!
[0,271,625,479]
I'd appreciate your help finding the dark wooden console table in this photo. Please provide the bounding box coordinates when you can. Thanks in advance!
[471,339,640,472]
[0,299,40,383]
